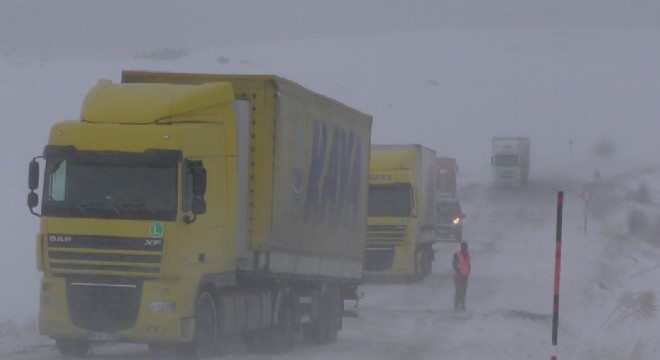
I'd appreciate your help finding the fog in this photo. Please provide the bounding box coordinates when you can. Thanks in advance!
[3,0,660,57]
[2,1,660,358]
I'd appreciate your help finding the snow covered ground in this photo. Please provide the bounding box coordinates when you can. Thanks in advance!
[2,1,660,359]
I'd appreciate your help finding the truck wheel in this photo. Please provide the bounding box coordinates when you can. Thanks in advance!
[322,287,340,343]
[271,296,295,352]
[423,249,433,276]
[415,250,425,280]
[304,286,340,344]
[182,291,218,358]
[246,295,295,354]
[245,331,268,353]
[55,338,90,357]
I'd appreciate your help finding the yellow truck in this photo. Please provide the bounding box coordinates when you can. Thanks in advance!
[27,71,372,357]
[365,144,437,280]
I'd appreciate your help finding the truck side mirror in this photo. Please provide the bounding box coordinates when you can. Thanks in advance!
[28,159,40,191]
[191,197,207,215]
[27,158,41,216]
[190,163,207,214]
[184,161,207,224]
[192,166,207,197]
[27,192,38,209]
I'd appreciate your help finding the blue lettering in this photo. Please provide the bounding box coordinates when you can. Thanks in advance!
[304,122,326,223]
[304,121,363,230]
[346,139,362,230]
[335,129,350,224]
[321,126,340,224]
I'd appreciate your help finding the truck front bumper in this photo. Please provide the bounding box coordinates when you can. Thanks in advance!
[38,276,195,344]
[39,315,193,343]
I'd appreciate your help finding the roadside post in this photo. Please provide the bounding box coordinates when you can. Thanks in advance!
[551,191,564,360]
[581,188,592,234]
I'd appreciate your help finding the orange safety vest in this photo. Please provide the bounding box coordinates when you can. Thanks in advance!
[453,251,470,279]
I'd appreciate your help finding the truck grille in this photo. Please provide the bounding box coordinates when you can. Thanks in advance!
[47,234,163,277]
[367,225,406,244]
[365,246,395,271]
[66,277,141,331]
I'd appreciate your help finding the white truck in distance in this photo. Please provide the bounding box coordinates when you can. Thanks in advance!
[491,137,531,186]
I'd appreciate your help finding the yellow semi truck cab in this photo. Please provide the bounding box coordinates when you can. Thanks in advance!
[365,144,437,280]
[29,80,237,353]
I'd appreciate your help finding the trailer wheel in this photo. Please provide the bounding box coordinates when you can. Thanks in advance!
[322,287,340,343]
[246,295,295,354]
[305,286,340,344]
[182,291,218,358]
[271,296,295,353]
[55,338,90,357]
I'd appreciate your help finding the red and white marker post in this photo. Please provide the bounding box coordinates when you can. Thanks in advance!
[551,191,564,360]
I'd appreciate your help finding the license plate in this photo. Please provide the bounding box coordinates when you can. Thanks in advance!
[87,331,118,341]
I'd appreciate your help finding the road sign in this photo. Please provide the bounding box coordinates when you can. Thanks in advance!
[581,189,592,202]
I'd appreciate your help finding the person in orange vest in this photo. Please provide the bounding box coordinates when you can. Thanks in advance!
[453,242,471,312]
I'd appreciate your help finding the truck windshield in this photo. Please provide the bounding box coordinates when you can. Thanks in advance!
[368,183,413,217]
[41,150,178,221]
[437,200,461,219]
[494,155,519,167]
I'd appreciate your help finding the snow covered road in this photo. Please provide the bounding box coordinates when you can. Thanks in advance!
[4,171,592,359]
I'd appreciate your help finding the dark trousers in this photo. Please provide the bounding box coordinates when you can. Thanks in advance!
[454,277,468,311]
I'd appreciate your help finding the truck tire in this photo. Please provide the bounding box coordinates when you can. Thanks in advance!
[245,331,268,353]
[271,296,295,352]
[55,338,90,357]
[415,250,425,281]
[323,286,340,343]
[246,294,295,354]
[304,285,340,344]
[182,291,218,358]
[423,249,433,276]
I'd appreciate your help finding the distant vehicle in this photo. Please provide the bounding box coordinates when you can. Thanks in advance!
[491,136,531,186]
[435,194,465,242]
[435,156,458,195]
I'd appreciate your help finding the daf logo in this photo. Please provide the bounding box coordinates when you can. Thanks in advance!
[145,239,162,246]
[49,235,72,243]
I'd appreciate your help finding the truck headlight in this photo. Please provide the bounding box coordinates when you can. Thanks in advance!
[453,217,461,225]
[149,300,176,313]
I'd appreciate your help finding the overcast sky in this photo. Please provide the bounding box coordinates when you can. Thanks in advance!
[2,0,660,57]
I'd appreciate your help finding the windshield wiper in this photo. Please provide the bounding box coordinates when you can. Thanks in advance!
[121,203,157,216]
[78,203,120,215]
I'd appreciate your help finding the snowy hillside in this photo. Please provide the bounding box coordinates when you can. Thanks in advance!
[2,1,660,358]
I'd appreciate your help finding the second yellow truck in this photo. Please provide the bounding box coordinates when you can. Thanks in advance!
[365,144,437,280]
